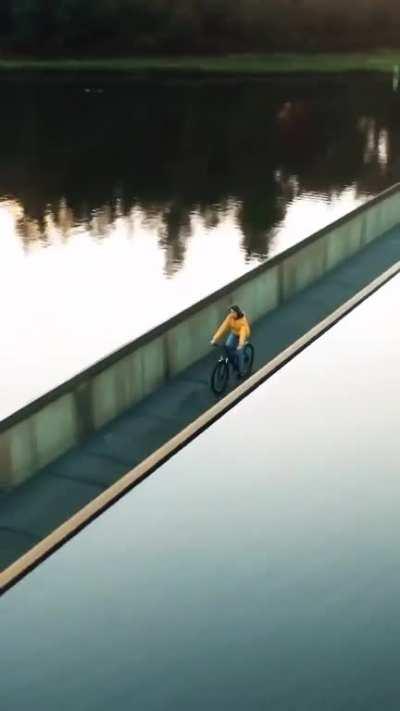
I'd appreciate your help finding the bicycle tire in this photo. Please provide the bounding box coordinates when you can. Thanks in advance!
[242,343,255,378]
[211,360,229,395]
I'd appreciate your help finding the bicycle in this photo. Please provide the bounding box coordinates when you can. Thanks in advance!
[210,342,255,395]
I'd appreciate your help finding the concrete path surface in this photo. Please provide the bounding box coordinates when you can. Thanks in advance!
[1,226,400,571]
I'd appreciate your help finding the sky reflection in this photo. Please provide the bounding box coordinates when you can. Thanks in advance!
[3,276,400,711]
[0,74,399,416]
[0,186,367,420]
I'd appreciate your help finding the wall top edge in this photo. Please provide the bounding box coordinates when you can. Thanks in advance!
[1,181,399,433]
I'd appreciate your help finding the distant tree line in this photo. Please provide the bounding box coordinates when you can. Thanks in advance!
[1,0,400,55]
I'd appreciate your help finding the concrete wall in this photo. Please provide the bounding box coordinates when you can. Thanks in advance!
[1,184,400,489]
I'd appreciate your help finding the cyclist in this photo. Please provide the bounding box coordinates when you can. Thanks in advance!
[210,304,251,377]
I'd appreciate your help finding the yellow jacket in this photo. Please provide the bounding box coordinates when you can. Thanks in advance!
[212,313,251,348]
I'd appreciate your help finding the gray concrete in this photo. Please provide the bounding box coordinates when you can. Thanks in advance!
[1,184,400,489]
[1,224,400,572]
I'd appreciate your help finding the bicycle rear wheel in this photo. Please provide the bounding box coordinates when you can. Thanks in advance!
[211,360,229,395]
[241,343,255,378]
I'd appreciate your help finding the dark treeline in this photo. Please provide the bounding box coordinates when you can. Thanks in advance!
[2,1,400,55]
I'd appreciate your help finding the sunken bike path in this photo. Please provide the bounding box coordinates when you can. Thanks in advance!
[1,226,400,570]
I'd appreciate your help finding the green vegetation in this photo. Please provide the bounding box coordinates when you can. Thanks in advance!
[2,1,400,58]
[0,53,400,75]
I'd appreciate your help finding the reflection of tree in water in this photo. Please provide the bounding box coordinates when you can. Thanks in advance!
[159,202,192,277]
[275,79,400,196]
[238,189,285,259]
[2,75,400,275]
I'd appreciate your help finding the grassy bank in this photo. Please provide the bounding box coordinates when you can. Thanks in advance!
[1,52,400,75]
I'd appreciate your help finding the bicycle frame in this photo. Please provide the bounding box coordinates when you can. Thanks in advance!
[211,342,254,395]
[220,345,236,369]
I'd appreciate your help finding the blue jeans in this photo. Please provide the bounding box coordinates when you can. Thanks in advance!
[225,333,244,374]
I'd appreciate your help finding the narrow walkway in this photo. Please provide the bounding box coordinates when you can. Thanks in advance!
[1,226,400,570]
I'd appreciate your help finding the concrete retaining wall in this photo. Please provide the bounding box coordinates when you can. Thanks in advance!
[1,183,400,489]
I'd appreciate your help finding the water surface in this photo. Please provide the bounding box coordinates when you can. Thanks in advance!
[2,273,400,710]
[1,73,400,416]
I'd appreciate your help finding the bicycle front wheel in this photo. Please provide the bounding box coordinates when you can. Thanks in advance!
[211,360,229,395]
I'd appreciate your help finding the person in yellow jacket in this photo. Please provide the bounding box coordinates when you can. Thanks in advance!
[210,304,251,376]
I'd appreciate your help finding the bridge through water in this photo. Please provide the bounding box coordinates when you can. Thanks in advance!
[1,217,400,572]
[2,255,400,709]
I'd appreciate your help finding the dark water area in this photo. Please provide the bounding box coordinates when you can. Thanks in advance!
[1,72,399,416]
[2,73,399,265]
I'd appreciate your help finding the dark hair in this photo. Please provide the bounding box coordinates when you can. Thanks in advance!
[230,304,243,318]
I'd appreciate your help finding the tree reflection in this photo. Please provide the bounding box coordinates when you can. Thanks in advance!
[2,75,400,275]
[159,202,192,276]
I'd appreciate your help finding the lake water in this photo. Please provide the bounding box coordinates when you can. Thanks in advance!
[3,272,400,710]
[1,72,399,417]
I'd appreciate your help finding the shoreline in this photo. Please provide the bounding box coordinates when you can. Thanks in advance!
[0,52,400,76]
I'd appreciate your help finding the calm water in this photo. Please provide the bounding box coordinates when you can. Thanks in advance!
[1,72,400,417]
[3,274,400,710]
